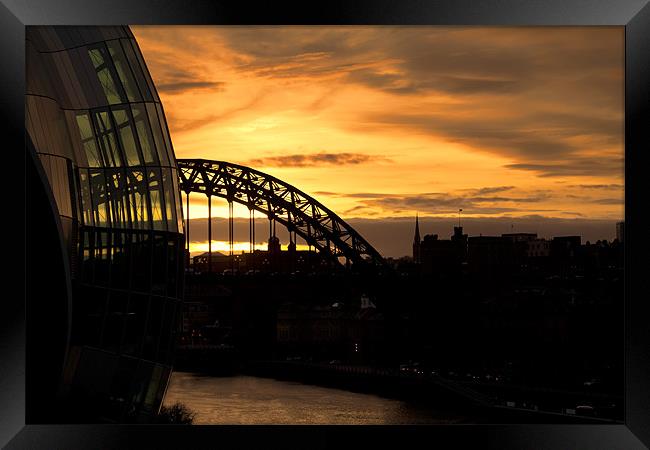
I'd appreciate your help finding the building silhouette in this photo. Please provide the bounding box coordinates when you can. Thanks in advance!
[616,221,625,243]
[417,225,468,277]
[26,26,184,422]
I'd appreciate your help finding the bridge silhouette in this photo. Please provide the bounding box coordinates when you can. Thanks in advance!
[177,159,386,272]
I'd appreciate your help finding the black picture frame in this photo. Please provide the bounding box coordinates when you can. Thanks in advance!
[2,1,649,448]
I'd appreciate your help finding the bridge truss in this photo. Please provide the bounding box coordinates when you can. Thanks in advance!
[177,159,385,269]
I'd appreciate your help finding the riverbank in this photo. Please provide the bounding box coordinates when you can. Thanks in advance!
[242,360,614,424]
[171,359,615,424]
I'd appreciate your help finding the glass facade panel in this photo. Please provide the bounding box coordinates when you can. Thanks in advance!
[142,301,163,361]
[88,45,123,105]
[131,233,152,292]
[151,234,167,295]
[123,294,149,357]
[74,46,106,108]
[106,40,140,102]
[110,231,129,289]
[131,41,160,103]
[75,113,102,167]
[145,103,169,166]
[166,239,179,298]
[131,104,158,165]
[143,364,163,408]
[78,169,94,226]
[107,170,130,228]
[154,367,172,411]
[171,170,184,232]
[110,356,139,411]
[80,230,95,283]
[103,291,129,353]
[93,110,122,167]
[120,39,153,102]
[161,168,177,233]
[112,107,142,166]
[147,169,166,231]
[94,231,111,286]
[65,110,88,167]
[89,170,110,227]
[127,170,150,230]
[156,103,176,166]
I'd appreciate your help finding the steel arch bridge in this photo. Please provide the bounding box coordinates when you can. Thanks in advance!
[177,159,385,269]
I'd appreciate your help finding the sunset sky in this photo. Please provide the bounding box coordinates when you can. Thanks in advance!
[132,26,624,257]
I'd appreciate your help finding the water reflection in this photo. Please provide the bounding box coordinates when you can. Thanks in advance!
[163,371,474,424]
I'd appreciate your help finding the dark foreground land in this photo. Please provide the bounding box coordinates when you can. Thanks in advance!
[177,241,624,424]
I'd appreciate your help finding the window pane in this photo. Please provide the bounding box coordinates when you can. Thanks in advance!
[76,113,102,167]
[110,231,129,289]
[123,294,149,357]
[78,169,94,226]
[171,169,184,233]
[107,40,140,102]
[144,365,163,407]
[131,42,160,103]
[88,46,123,104]
[131,104,158,165]
[145,103,169,166]
[143,299,163,361]
[108,170,130,228]
[161,168,177,232]
[167,239,179,298]
[120,39,153,102]
[93,110,122,167]
[94,231,111,286]
[112,107,142,166]
[103,291,128,353]
[148,169,166,231]
[80,230,95,284]
[156,103,176,166]
[151,234,167,295]
[126,169,150,230]
[89,170,110,227]
[110,356,138,411]
[131,233,152,292]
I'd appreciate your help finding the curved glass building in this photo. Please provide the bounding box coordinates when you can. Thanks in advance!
[26,26,184,422]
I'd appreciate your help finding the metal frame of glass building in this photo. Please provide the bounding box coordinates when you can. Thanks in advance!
[26,25,185,422]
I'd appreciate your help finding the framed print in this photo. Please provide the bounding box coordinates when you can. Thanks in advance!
[2,1,649,448]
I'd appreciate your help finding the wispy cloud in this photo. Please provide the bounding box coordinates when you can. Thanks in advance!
[157,80,225,93]
[248,152,391,167]
[505,159,623,177]
[320,188,552,217]
[567,184,624,190]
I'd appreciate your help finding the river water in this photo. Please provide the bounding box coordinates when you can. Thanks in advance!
[163,371,476,424]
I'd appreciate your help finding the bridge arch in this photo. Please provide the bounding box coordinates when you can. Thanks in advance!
[177,159,385,268]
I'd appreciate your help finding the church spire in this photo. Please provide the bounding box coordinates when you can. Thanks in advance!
[413,213,421,263]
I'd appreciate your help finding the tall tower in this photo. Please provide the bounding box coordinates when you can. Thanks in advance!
[413,214,421,263]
